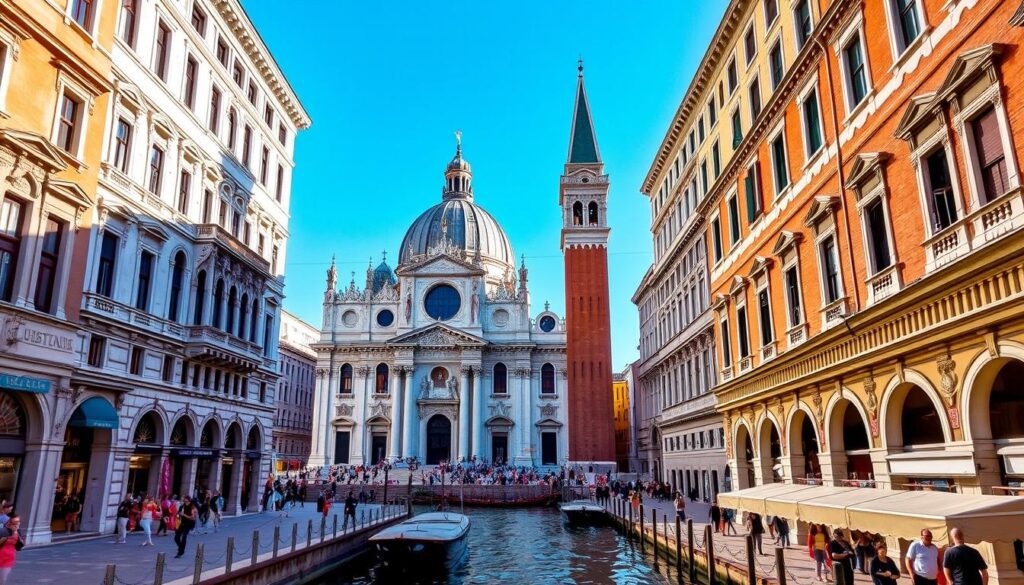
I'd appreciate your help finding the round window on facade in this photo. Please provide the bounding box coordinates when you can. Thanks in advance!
[425,284,461,320]
[342,310,358,327]
[539,315,556,332]
[376,309,394,327]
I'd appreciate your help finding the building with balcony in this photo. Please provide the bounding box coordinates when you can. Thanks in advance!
[275,310,317,473]
[658,0,1024,580]
[0,0,117,545]
[71,0,308,538]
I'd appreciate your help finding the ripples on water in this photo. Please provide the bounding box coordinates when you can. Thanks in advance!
[326,507,681,585]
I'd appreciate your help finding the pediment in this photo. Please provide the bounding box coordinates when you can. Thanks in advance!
[772,230,803,257]
[802,196,840,228]
[747,256,773,279]
[845,153,890,191]
[535,417,563,428]
[395,253,484,277]
[894,93,937,140]
[484,415,515,428]
[47,179,92,209]
[0,129,69,173]
[936,44,1003,103]
[387,323,487,348]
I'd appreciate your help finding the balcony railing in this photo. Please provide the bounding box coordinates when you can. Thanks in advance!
[760,341,777,362]
[185,325,265,367]
[84,293,185,337]
[866,265,901,306]
[787,322,808,348]
[820,297,848,331]
[196,224,271,272]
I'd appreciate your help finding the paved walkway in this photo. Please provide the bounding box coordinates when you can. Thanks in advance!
[8,503,395,585]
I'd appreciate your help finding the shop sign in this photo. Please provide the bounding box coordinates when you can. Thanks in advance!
[245,450,262,459]
[0,373,51,394]
[173,448,217,458]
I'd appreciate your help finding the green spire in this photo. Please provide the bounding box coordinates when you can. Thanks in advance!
[568,61,601,164]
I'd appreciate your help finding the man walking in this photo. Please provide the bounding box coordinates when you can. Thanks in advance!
[905,529,940,585]
[174,496,197,559]
[746,512,765,556]
[830,528,856,585]
[342,491,357,530]
[943,528,988,585]
[673,492,686,522]
[115,497,131,544]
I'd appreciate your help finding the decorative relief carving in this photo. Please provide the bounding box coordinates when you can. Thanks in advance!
[864,378,880,438]
[538,402,558,418]
[418,403,457,422]
[489,401,512,418]
[355,366,371,377]
[512,367,531,379]
[368,401,391,419]
[335,403,354,417]
[723,413,733,459]
[315,367,328,378]
[937,355,958,406]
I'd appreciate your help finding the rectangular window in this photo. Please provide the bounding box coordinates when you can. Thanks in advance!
[87,335,106,367]
[264,105,274,126]
[925,149,957,231]
[758,289,773,345]
[844,33,868,107]
[119,0,137,46]
[820,235,841,303]
[708,97,717,127]
[130,346,144,375]
[162,356,175,382]
[769,40,784,90]
[96,232,118,297]
[771,134,789,194]
[56,94,80,153]
[216,38,229,67]
[700,161,709,194]
[720,318,732,367]
[232,61,244,87]
[154,21,171,81]
[247,81,258,106]
[698,116,706,144]
[202,188,213,223]
[712,141,721,178]
[71,0,94,30]
[0,199,21,302]
[113,118,131,173]
[148,146,164,194]
[866,199,892,273]
[744,162,762,222]
[260,146,269,184]
[242,126,253,167]
[785,266,802,326]
[209,87,221,132]
[744,26,757,65]
[184,56,198,109]
[803,88,823,157]
[191,5,207,36]
[136,250,154,311]
[732,110,743,148]
[276,164,285,201]
[727,194,741,244]
[227,109,237,150]
[737,306,750,358]
[795,0,813,49]
[894,0,921,50]
[34,218,63,314]
[972,106,1009,204]
[727,58,738,94]
[278,123,287,146]
[764,0,779,25]
[177,171,191,215]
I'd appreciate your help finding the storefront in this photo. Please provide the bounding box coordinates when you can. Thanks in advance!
[53,396,118,533]
[0,392,28,505]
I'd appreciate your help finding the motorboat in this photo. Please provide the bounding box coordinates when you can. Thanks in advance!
[369,511,471,570]
[560,499,607,526]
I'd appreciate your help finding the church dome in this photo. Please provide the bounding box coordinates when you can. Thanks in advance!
[398,198,515,267]
[371,260,397,293]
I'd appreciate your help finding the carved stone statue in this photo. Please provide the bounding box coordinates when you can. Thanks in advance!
[405,292,412,322]
[470,281,478,323]
[420,376,431,398]
[447,376,458,399]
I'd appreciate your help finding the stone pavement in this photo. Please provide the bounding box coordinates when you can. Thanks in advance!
[608,496,914,585]
[8,502,393,585]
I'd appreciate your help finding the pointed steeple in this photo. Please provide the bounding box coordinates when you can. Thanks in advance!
[567,59,601,164]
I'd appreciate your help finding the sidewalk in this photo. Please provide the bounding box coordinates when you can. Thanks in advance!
[8,503,389,585]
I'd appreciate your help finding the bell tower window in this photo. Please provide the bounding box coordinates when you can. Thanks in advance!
[588,201,599,225]
[572,201,583,225]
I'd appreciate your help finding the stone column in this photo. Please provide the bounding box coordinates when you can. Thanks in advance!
[351,366,370,465]
[402,369,416,459]
[20,440,63,544]
[472,367,484,459]
[388,368,403,460]
[308,367,330,470]
[458,366,471,461]
[227,452,245,515]
[514,367,533,465]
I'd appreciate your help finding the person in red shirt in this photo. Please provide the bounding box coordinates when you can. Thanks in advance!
[0,513,25,585]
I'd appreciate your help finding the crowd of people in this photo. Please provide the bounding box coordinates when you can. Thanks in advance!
[421,459,561,486]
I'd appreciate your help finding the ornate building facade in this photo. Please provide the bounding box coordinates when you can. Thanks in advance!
[274,310,317,472]
[310,139,569,469]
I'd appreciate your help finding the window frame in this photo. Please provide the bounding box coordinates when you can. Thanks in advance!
[882,0,926,60]
[743,20,758,67]
[768,37,785,91]
[183,55,199,110]
[782,261,804,329]
[153,19,172,82]
[815,231,844,307]
[834,14,873,118]
[68,0,98,35]
[763,0,779,30]
[112,117,132,174]
[798,78,826,164]
[768,123,791,198]
[147,145,165,195]
[50,78,91,160]
[960,101,1017,208]
[794,0,814,51]
[117,0,139,47]
[0,196,24,304]
[710,213,724,264]
[726,189,741,245]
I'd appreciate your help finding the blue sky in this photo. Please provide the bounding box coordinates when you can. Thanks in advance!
[242,1,728,369]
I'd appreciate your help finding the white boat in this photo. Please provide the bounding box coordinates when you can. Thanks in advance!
[369,511,471,570]
[560,500,607,526]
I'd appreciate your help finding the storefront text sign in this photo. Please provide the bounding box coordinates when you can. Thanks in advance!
[0,373,51,393]
[19,326,74,353]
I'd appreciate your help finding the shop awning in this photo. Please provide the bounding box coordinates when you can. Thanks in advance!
[717,484,1024,543]
[68,397,119,429]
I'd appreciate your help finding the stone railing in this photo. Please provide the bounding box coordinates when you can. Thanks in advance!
[760,341,776,362]
[787,322,808,348]
[867,265,900,306]
[196,223,271,272]
[185,325,264,360]
[83,293,185,338]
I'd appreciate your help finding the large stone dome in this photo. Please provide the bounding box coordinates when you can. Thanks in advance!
[398,198,514,267]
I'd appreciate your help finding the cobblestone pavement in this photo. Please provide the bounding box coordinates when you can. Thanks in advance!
[8,503,392,585]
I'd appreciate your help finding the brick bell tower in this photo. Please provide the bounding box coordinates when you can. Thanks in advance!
[561,61,615,468]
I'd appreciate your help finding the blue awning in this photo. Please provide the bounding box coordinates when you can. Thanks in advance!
[69,397,119,429]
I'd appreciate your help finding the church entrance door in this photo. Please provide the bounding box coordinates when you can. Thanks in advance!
[426,415,451,465]
[370,435,387,465]
[491,434,508,465]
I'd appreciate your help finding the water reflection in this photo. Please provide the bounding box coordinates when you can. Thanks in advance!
[325,507,680,585]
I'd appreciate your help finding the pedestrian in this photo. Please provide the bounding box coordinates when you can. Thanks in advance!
[115,497,131,544]
[773,515,791,548]
[63,493,81,533]
[674,492,686,522]
[322,493,332,521]
[210,491,222,533]
[166,496,178,534]
[342,491,357,530]
[724,508,738,535]
[830,528,856,585]
[812,524,831,582]
[139,496,157,546]
[709,501,722,533]
[0,503,11,527]
[174,496,197,559]
[0,513,24,585]
[746,512,765,556]
[869,542,901,585]
[316,490,325,513]
[856,532,875,574]
[905,529,940,585]
[156,496,170,537]
[942,528,988,585]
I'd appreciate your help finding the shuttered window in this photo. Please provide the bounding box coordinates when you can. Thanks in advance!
[972,107,1008,204]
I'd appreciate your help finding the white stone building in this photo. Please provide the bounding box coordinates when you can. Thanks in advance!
[274,310,317,472]
[310,142,568,470]
[52,0,309,541]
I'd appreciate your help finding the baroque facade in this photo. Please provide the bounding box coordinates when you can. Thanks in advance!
[274,310,317,472]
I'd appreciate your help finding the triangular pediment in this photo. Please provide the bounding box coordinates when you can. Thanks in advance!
[802,196,840,228]
[894,93,937,140]
[0,129,69,173]
[387,323,487,348]
[48,179,93,209]
[845,152,890,190]
[772,231,804,257]
[395,253,484,277]
[936,44,1003,103]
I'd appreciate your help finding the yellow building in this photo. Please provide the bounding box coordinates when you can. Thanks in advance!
[612,373,631,472]
[0,0,114,543]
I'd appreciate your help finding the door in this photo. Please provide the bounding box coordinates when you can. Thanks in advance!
[426,415,451,465]
[371,435,387,465]
[333,431,350,465]
[491,434,508,464]
[541,431,557,465]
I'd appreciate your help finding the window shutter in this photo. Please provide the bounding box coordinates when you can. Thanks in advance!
[745,175,756,222]
[973,108,1003,167]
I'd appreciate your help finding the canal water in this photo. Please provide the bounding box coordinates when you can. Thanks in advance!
[324,506,683,585]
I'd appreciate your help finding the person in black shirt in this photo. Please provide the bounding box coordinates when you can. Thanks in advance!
[830,529,856,585]
[746,513,765,555]
[943,528,988,585]
[342,492,357,530]
[869,542,900,585]
[174,496,197,558]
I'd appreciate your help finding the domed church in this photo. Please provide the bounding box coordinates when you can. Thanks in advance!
[309,67,614,470]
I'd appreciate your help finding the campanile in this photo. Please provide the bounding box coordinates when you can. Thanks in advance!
[560,63,615,466]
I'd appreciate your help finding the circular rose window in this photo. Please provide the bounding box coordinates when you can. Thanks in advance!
[539,315,557,332]
[425,284,461,321]
[376,309,394,327]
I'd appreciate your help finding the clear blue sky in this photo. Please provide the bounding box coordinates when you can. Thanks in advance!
[242,1,728,369]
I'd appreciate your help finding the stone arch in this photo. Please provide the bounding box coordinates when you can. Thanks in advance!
[246,420,264,451]
[756,414,783,483]
[169,412,198,446]
[787,402,822,482]
[224,421,244,450]
[824,388,873,482]
[960,341,1024,442]
[199,416,223,448]
[733,417,756,489]
[880,369,951,450]
[130,409,167,445]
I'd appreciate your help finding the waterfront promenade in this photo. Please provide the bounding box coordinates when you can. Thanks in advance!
[7,503,391,585]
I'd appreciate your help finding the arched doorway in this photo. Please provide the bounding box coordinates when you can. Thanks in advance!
[788,410,820,483]
[195,419,221,492]
[966,359,1024,489]
[243,426,262,511]
[758,419,783,483]
[426,415,451,464]
[222,423,243,510]
[168,417,192,497]
[897,386,945,447]
[884,381,951,491]
[827,398,872,483]
[735,423,755,489]
[128,411,164,498]
[650,426,663,481]
[0,393,27,506]
[56,397,118,533]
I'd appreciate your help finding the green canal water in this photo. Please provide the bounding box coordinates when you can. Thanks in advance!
[322,506,685,584]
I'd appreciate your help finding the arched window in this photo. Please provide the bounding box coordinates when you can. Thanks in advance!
[339,364,353,394]
[193,270,206,325]
[249,297,260,342]
[239,292,249,339]
[375,363,389,394]
[168,251,186,322]
[588,201,599,225]
[212,278,224,328]
[226,285,237,335]
[541,363,555,394]
[572,201,584,225]
[227,108,237,149]
[493,363,507,394]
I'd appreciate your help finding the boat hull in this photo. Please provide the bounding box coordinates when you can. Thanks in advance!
[561,508,607,526]
[373,533,469,571]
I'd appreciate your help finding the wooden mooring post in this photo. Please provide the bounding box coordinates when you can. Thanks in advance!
[688,519,697,583]
[705,524,716,585]
[776,546,788,585]
[745,534,756,585]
